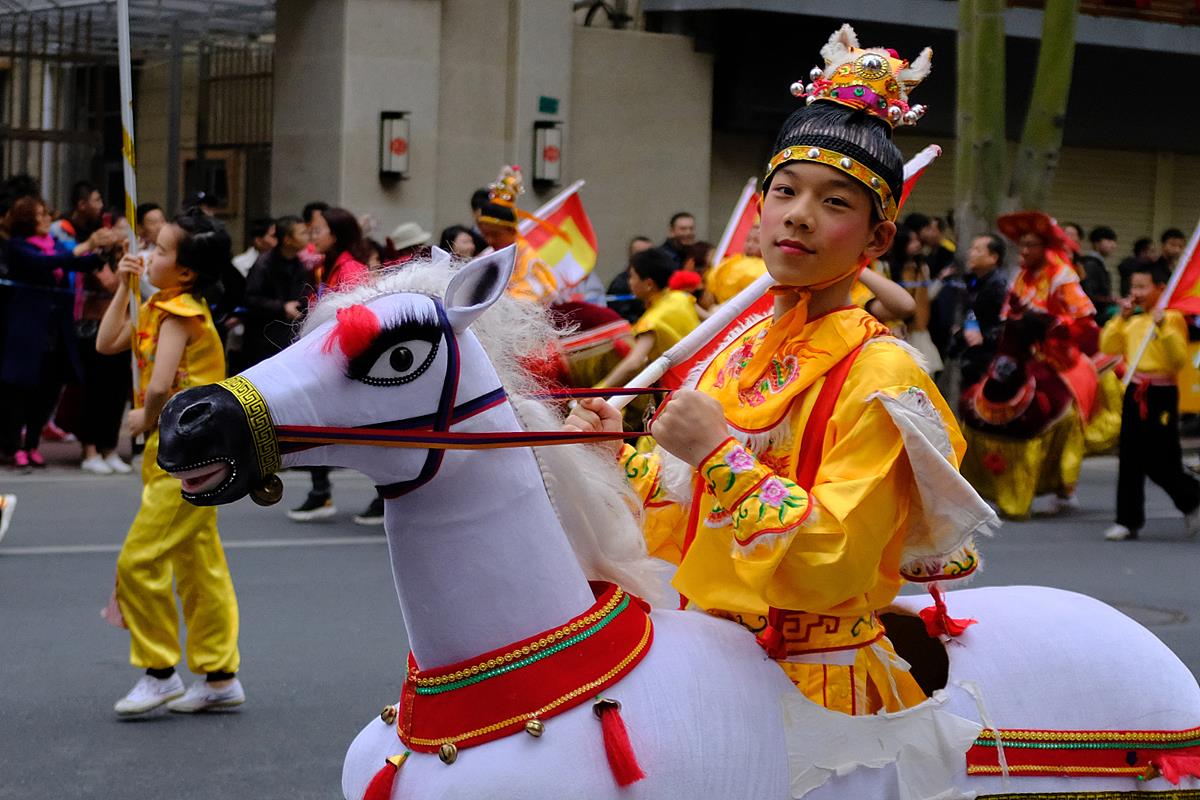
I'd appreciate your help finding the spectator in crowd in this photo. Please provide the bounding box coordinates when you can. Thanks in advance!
[706,223,767,305]
[65,180,105,243]
[1079,225,1117,324]
[1,196,111,467]
[439,224,477,258]
[241,215,308,369]
[1118,238,1158,297]
[1159,227,1187,272]
[290,206,377,526]
[884,225,941,374]
[364,238,385,269]
[607,235,653,323]
[954,233,1008,389]
[661,211,696,267]
[136,203,165,253]
[1062,222,1084,250]
[232,218,277,278]
[1100,260,1200,541]
[903,212,956,275]
[299,201,329,273]
[683,240,714,279]
[597,247,698,390]
[386,221,431,264]
[467,188,491,255]
[77,243,133,475]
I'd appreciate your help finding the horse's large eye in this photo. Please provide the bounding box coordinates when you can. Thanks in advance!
[361,339,437,386]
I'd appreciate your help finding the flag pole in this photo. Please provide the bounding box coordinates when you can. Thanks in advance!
[117,0,143,435]
[710,177,758,267]
[607,147,943,410]
[1121,215,1200,387]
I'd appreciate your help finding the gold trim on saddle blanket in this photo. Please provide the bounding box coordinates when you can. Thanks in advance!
[217,376,281,477]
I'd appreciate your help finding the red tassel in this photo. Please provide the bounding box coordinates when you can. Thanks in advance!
[594,699,645,786]
[919,585,977,638]
[363,753,408,800]
[324,304,381,358]
[1152,755,1200,785]
[755,624,787,659]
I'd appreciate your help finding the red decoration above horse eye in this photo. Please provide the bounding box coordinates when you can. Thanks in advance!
[323,304,381,359]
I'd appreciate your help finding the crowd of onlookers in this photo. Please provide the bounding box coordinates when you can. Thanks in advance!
[2,167,1193,517]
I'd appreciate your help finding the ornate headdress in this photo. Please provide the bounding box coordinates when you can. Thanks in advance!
[477,165,524,230]
[763,24,932,222]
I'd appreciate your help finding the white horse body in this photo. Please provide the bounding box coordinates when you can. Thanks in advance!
[218,249,1200,800]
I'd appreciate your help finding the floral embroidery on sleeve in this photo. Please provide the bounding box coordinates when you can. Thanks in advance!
[699,438,811,553]
[620,444,669,508]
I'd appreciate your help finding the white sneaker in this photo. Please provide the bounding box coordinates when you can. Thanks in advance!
[0,494,15,544]
[1186,506,1200,539]
[81,455,113,475]
[114,673,185,716]
[105,453,132,474]
[1104,524,1136,541]
[1053,494,1081,514]
[167,678,245,713]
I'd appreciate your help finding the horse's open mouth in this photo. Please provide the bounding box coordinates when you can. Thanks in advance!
[168,459,235,498]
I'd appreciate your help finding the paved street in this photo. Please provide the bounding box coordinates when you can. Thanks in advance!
[2,448,1198,799]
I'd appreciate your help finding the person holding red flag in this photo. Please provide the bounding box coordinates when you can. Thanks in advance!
[1100,262,1200,541]
[566,24,994,716]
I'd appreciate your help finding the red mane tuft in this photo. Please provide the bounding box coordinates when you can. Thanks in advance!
[323,304,381,359]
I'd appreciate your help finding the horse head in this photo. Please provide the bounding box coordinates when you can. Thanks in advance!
[156,246,518,505]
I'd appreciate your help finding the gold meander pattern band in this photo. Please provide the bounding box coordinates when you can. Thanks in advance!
[976,727,1200,743]
[410,589,627,687]
[217,376,282,477]
[765,146,898,221]
[403,617,652,747]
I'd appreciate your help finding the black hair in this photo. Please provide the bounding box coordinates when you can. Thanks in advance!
[1133,237,1154,258]
[302,201,329,224]
[274,215,304,246]
[470,189,491,212]
[1089,225,1116,245]
[173,207,232,300]
[0,173,39,217]
[439,224,474,251]
[629,247,676,290]
[628,235,653,250]
[71,180,98,208]
[1131,260,1171,286]
[247,217,275,240]
[478,200,516,225]
[320,206,366,268]
[885,225,920,282]
[669,211,694,228]
[1162,228,1186,244]
[980,232,1006,263]
[136,202,162,227]
[903,212,931,232]
[764,103,905,218]
[1062,222,1083,239]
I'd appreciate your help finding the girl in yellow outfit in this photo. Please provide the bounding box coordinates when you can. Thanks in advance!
[98,209,243,716]
[567,25,993,716]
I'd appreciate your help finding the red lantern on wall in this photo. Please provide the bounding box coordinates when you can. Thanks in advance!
[380,111,410,180]
[533,120,562,190]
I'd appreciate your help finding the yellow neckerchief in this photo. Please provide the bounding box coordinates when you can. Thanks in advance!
[701,299,891,433]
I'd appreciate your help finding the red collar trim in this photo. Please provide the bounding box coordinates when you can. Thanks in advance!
[396,583,653,752]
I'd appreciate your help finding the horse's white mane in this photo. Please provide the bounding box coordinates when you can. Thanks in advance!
[304,258,672,606]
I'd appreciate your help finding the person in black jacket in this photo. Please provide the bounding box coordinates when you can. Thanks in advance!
[240,215,308,370]
[954,233,1009,389]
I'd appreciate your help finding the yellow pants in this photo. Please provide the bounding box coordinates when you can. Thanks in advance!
[779,635,927,715]
[116,431,240,674]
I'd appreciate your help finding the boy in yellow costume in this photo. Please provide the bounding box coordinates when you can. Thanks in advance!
[567,25,994,716]
[475,165,559,304]
[98,209,243,716]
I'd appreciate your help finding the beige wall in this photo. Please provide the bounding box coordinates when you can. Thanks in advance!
[570,26,713,280]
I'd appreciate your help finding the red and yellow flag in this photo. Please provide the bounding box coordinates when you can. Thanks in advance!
[1168,226,1200,314]
[519,183,597,294]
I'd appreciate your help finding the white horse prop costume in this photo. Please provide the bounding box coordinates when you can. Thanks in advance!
[156,247,1200,800]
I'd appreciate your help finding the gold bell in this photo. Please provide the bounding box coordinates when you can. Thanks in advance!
[379,705,398,725]
[524,719,545,737]
[438,742,458,765]
[250,473,284,506]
